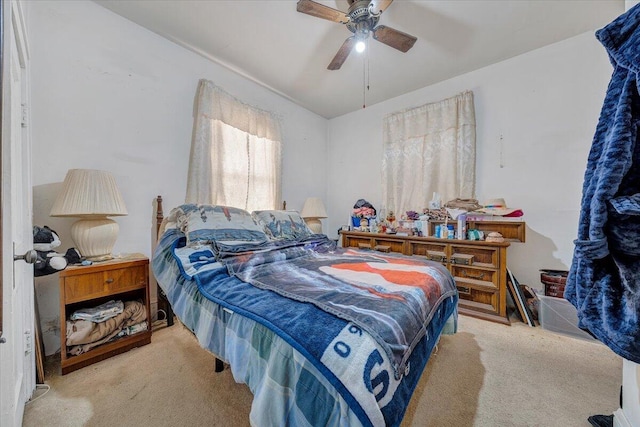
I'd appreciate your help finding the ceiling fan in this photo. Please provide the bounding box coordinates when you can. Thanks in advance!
[297,0,417,70]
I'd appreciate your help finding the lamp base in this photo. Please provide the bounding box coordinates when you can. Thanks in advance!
[71,217,119,261]
[304,218,323,234]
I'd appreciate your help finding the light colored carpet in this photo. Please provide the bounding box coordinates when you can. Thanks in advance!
[23,315,621,426]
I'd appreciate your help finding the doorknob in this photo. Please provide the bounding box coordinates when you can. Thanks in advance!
[14,249,38,264]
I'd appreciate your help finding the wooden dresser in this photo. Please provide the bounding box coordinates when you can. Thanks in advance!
[341,223,525,325]
[59,256,152,374]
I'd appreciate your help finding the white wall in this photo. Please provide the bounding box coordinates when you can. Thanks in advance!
[27,0,328,355]
[326,31,612,291]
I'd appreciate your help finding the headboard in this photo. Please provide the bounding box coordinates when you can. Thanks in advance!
[154,196,289,241]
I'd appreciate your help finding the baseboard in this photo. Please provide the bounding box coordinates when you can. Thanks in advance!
[613,408,632,427]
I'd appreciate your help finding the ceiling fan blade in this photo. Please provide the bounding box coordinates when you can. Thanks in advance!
[369,0,394,15]
[297,0,349,24]
[372,25,417,53]
[328,37,356,70]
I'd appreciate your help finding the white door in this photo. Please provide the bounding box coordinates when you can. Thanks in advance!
[0,1,34,426]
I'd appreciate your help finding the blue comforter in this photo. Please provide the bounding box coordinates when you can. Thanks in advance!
[221,240,455,381]
[165,229,458,426]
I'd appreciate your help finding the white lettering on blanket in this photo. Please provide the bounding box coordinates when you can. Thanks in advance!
[321,322,401,424]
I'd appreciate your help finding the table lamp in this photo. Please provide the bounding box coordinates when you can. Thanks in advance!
[300,197,327,234]
[50,169,128,261]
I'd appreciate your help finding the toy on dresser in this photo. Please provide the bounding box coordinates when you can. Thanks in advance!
[33,225,81,277]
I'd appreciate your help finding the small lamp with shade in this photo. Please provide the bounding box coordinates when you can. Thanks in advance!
[300,197,327,234]
[50,169,127,261]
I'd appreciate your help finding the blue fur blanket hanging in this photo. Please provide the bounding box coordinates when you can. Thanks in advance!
[565,4,640,364]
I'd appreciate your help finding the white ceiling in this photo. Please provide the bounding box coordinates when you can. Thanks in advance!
[93,0,624,119]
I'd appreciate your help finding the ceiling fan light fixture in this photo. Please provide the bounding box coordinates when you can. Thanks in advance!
[297,0,416,70]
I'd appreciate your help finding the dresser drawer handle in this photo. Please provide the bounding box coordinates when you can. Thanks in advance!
[457,286,471,295]
[462,270,485,280]
[105,278,114,284]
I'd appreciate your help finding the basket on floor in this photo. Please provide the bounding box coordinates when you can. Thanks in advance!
[540,270,568,298]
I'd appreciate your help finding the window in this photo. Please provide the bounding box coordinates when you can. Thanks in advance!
[382,91,476,215]
[186,80,282,211]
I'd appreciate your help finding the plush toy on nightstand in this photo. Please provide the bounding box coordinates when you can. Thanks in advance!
[33,226,81,277]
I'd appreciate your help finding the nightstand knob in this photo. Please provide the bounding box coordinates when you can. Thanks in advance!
[105,278,114,284]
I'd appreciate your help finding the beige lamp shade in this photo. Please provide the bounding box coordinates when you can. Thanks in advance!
[300,197,327,234]
[50,169,128,261]
[50,169,128,217]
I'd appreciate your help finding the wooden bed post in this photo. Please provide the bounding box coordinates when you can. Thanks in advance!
[155,195,174,327]
[156,195,164,236]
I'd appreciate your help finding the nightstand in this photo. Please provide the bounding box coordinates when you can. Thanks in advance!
[59,256,151,375]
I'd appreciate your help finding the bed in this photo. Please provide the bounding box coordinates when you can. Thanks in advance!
[151,198,458,427]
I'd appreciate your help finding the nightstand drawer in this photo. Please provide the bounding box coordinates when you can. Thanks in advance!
[63,264,147,304]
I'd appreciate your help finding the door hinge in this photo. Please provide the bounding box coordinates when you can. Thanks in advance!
[24,330,32,354]
[21,103,28,127]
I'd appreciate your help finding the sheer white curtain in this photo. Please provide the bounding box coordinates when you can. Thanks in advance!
[382,91,476,216]
[186,79,282,211]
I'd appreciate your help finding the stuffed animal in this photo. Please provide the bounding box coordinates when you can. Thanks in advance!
[33,226,81,277]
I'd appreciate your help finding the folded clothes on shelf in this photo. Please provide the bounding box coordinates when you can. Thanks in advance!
[70,299,124,323]
[66,300,147,356]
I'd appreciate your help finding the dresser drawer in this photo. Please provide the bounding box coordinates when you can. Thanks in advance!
[63,264,148,304]
[344,235,373,249]
[408,241,448,259]
[456,284,499,314]
[371,237,406,253]
[453,265,500,314]
[451,244,499,268]
[451,265,498,289]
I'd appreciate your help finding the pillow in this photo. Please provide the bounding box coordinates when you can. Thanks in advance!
[173,204,268,248]
[252,210,314,241]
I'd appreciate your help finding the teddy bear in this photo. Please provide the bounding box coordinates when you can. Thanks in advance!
[33,225,81,277]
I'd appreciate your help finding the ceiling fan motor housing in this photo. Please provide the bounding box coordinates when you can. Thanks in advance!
[346,0,380,36]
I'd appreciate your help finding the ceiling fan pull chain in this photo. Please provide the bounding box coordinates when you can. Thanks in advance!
[362,38,371,109]
[362,47,366,109]
[367,37,371,93]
